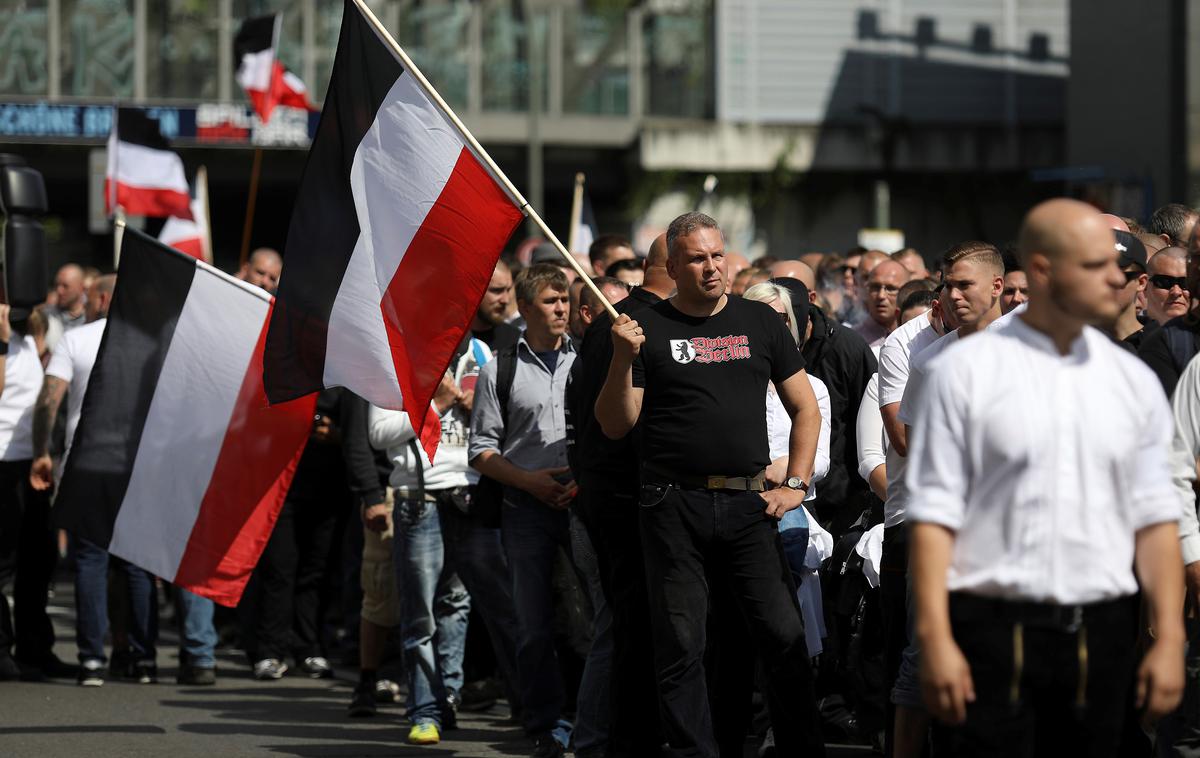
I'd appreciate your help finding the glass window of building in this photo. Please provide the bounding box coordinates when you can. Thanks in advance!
[61,0,136,98]
[394,0,470,110]
[562,5,629,116]
[482,1,545,112]
[0,1,51,98]
[147,0,221,101]
[645,0,714,119]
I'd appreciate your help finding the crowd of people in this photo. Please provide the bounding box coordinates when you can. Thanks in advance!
[1,198,1200,758]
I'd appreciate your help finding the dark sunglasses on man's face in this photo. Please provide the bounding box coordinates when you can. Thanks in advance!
[1150,274,1189,291]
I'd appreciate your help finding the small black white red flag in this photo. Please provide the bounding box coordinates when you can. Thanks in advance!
[105,108,192,219]
[235,14,315,122]
[158,169,211,262]
[263,0,524,461]
[54,229,316,606]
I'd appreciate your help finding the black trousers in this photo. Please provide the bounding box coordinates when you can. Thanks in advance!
[880,524,909,756]
[638,482,825,758]
[244,493,343,661]
[0,459,56,664]
[934,593,1139,758]
[575,485,663,757]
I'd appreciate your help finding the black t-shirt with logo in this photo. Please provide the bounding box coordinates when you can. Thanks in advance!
[631,296,805,478]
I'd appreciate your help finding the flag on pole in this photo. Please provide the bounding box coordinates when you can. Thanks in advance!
[570,182,597,256]
[235,14,315,122]
[263,0,525,461]
[158,173,211,262]
[54,228,316,606]
[105,108,192,219]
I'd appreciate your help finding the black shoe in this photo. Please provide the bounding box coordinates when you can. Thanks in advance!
[133,661,158,684]
[0,655,20,681]
[177,665,217,685]
[441,692,460,731]
[348,684,377,717]
[531,734,564,758]
[77,659,105,687]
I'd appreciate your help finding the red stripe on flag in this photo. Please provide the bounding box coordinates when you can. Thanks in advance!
[172,308,316,606]
[106,179,193,220]
[380,149,523,461]
[167,238,205,260]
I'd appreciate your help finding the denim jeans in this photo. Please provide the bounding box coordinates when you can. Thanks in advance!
[501,487,571,738]
[638,482,824,758]
[569,508,612,755]
[395,495,470,727]
[437,500,522,709]
[73,538,157,665]
[176,588,217,668]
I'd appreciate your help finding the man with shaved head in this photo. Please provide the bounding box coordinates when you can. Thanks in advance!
[565,232,674,756]
[724,251,750,289]
[240,248,283,294]
[908,199,1184,756]
[893,248,929,280]
[1144,247,1190,326]
[769,259,818,303]
[855,259,911,349]
[44,264,87,352]
[1138,224,1200,395]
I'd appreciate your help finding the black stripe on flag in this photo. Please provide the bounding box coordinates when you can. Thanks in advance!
[53,229,197,548]
[235,14,276,58]
[116,107,172,152]
[262,0,402,403]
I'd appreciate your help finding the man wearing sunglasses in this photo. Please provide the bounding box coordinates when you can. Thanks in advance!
[1145,247,1191,327]
[1109,230,1149,350]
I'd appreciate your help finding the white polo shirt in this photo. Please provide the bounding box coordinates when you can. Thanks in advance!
[0,334,45,461]
[905,316,1179,604]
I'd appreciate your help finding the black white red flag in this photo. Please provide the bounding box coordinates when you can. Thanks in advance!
[235,14,315,122]
[53,229,316,606]
[262,0,524,461]
[105,108,192,219]
[158,172,210,262]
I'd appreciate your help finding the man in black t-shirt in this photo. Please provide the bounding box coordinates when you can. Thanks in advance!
[596,212,826,758]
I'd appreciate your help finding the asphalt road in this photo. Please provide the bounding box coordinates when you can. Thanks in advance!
[0,582,875,758]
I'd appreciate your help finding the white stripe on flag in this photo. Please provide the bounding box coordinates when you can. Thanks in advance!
[322,71,465,407]
[108,269,269,581]
[281,69,308,94]
[106,133,189,193]
[236,48,275,93]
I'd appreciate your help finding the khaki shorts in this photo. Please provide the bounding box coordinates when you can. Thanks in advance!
[359,490,400,628]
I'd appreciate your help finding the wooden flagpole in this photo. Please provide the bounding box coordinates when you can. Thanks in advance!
[567,172,585,254]
[350,0,617,319]
[238,148,263,269]
[197,165,213,264]
[113,209,126,268]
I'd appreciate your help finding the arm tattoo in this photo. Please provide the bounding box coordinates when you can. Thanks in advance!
[32,377,67,458]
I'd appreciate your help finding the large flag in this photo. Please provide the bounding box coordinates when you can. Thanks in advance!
[54,228,316,606]
[263,0,524,460]
[105,107,192,219]
[235,14,315,122]
[158,168,211,262]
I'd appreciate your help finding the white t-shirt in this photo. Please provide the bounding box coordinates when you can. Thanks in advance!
[46,318,106,452]
[0,335,45,461]
[765,374,832,502]
[879,317,942,527]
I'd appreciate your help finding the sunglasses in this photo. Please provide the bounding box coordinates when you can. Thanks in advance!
[1122,269,1143,284]
[1150,274,1188,291]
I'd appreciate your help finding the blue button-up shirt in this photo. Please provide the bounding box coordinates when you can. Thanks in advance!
[468,335,576,472]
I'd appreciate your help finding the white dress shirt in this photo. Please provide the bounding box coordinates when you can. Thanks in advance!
[906,316,1180,604]
[0,334,44,461]
[878,314,941,527]
[766,374,831,502]
[856,374,888,484]
[1168,352,1200,565]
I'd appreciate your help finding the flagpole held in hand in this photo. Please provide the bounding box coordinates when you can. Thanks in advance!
[349,0,618,321]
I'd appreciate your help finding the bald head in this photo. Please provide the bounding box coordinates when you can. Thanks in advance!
[770,260,817,293]
[1137,232,1168,255]
[642,233,674,298]
[85,273,117,322]
[54,263,86,312]
[1099,213,1130,232]
[244,247,283,293]
[1018,199,1112,265]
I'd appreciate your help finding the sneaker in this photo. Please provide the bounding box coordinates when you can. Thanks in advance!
[77,659,105,687]
[374,678,401,703]
[348,683,377,717]
[177,665,217,685]
[252,658,288,680]
[133,661,158,684]
[300,656,332,679]
[441,691,460,731]
[407,722,441,745]
[531,734,564,758]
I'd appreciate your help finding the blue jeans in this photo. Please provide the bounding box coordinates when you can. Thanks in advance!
[569,509,612,755]
[73,538,157,665]
[501,487,571,738]
[437,501,523,707]
[176,588,216,668]
[395,495,470,727]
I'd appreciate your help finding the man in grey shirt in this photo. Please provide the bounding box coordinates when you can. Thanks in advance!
[469,263,577,758]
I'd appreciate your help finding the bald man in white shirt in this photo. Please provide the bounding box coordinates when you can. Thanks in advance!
[907,198,1185,757]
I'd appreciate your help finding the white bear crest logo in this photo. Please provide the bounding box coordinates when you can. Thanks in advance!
[670,339,695,364]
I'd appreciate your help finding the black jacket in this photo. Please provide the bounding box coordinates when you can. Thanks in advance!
[801,308,877,513]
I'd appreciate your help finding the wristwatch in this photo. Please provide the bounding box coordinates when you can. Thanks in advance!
[783,476,809,492]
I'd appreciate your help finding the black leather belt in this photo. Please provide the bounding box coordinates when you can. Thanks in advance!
[643,465,767,492]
